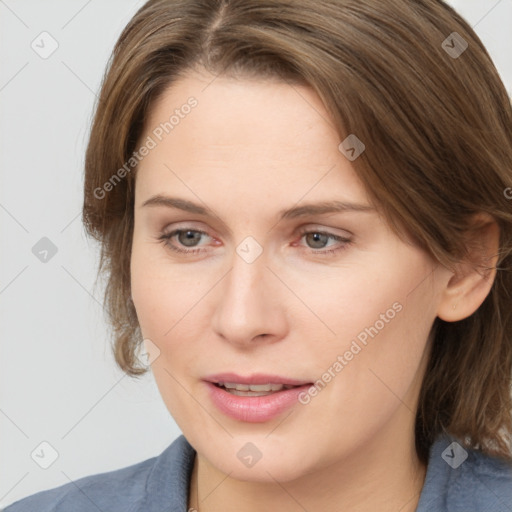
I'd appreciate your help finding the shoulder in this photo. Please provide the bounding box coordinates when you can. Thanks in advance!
[2,435,196,512]
[3,459,153,512]
[417,434,512,512]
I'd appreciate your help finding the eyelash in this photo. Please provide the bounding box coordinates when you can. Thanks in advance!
[158,227,351,257]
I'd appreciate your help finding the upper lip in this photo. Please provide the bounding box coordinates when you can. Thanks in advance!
[204,373,312,386]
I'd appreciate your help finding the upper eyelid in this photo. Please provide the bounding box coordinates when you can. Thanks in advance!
[160,222,352,237]
[160,224,211,239]
[297,225,352,237]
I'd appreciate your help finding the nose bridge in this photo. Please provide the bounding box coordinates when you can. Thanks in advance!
[211,241,287,345]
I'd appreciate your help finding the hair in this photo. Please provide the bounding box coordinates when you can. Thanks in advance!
[82,0,512,464]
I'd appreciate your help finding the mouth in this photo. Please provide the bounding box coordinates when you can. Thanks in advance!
[204,373,313,422]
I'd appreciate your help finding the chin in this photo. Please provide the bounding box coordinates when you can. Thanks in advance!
[191,430,320,483]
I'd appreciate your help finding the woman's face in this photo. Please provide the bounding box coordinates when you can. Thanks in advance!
[131,68,450,482]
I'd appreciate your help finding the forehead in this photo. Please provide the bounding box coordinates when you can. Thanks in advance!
[135,69,369,209]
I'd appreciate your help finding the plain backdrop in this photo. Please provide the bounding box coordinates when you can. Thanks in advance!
[0,0,511,508]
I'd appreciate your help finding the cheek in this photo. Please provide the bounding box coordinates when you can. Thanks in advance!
[130,243,208,428]
[287,255,432,358]
[130,237,204,339]
[307,258,438,433]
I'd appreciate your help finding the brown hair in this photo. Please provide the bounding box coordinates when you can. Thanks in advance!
[82,0,512,464]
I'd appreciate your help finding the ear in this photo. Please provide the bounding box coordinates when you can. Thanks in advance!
[437,213,500,322]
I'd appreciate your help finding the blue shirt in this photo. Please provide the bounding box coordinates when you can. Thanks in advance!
[3,434,512,511]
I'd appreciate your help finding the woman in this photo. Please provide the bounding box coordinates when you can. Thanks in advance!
[5,0,512,511]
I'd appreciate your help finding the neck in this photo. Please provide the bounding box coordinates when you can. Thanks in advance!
[188,428,427,512]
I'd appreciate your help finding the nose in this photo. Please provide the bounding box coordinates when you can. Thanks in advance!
[210,244,289,348]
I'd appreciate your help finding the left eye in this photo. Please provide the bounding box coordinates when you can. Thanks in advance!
[301,231,344,249]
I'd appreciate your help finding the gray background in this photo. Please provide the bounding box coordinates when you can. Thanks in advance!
[1,0,511,507]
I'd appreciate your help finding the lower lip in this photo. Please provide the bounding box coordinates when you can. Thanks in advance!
[205,381,312,422]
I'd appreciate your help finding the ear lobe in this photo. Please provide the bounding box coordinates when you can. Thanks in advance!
[437,214,500,322]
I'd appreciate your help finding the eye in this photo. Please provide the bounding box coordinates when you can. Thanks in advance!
[158,228,212,254]
[297,228,352,256]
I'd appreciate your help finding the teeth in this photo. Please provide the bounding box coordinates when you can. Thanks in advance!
[228,389,276,397]
[224,382,250,391]
[221,382,296,392]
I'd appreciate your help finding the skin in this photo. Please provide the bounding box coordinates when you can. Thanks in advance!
[130,68,498,512]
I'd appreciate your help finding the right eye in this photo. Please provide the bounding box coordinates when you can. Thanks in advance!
[158,228,213,254]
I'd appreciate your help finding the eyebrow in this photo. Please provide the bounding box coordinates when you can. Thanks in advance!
[141,195,375,220]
